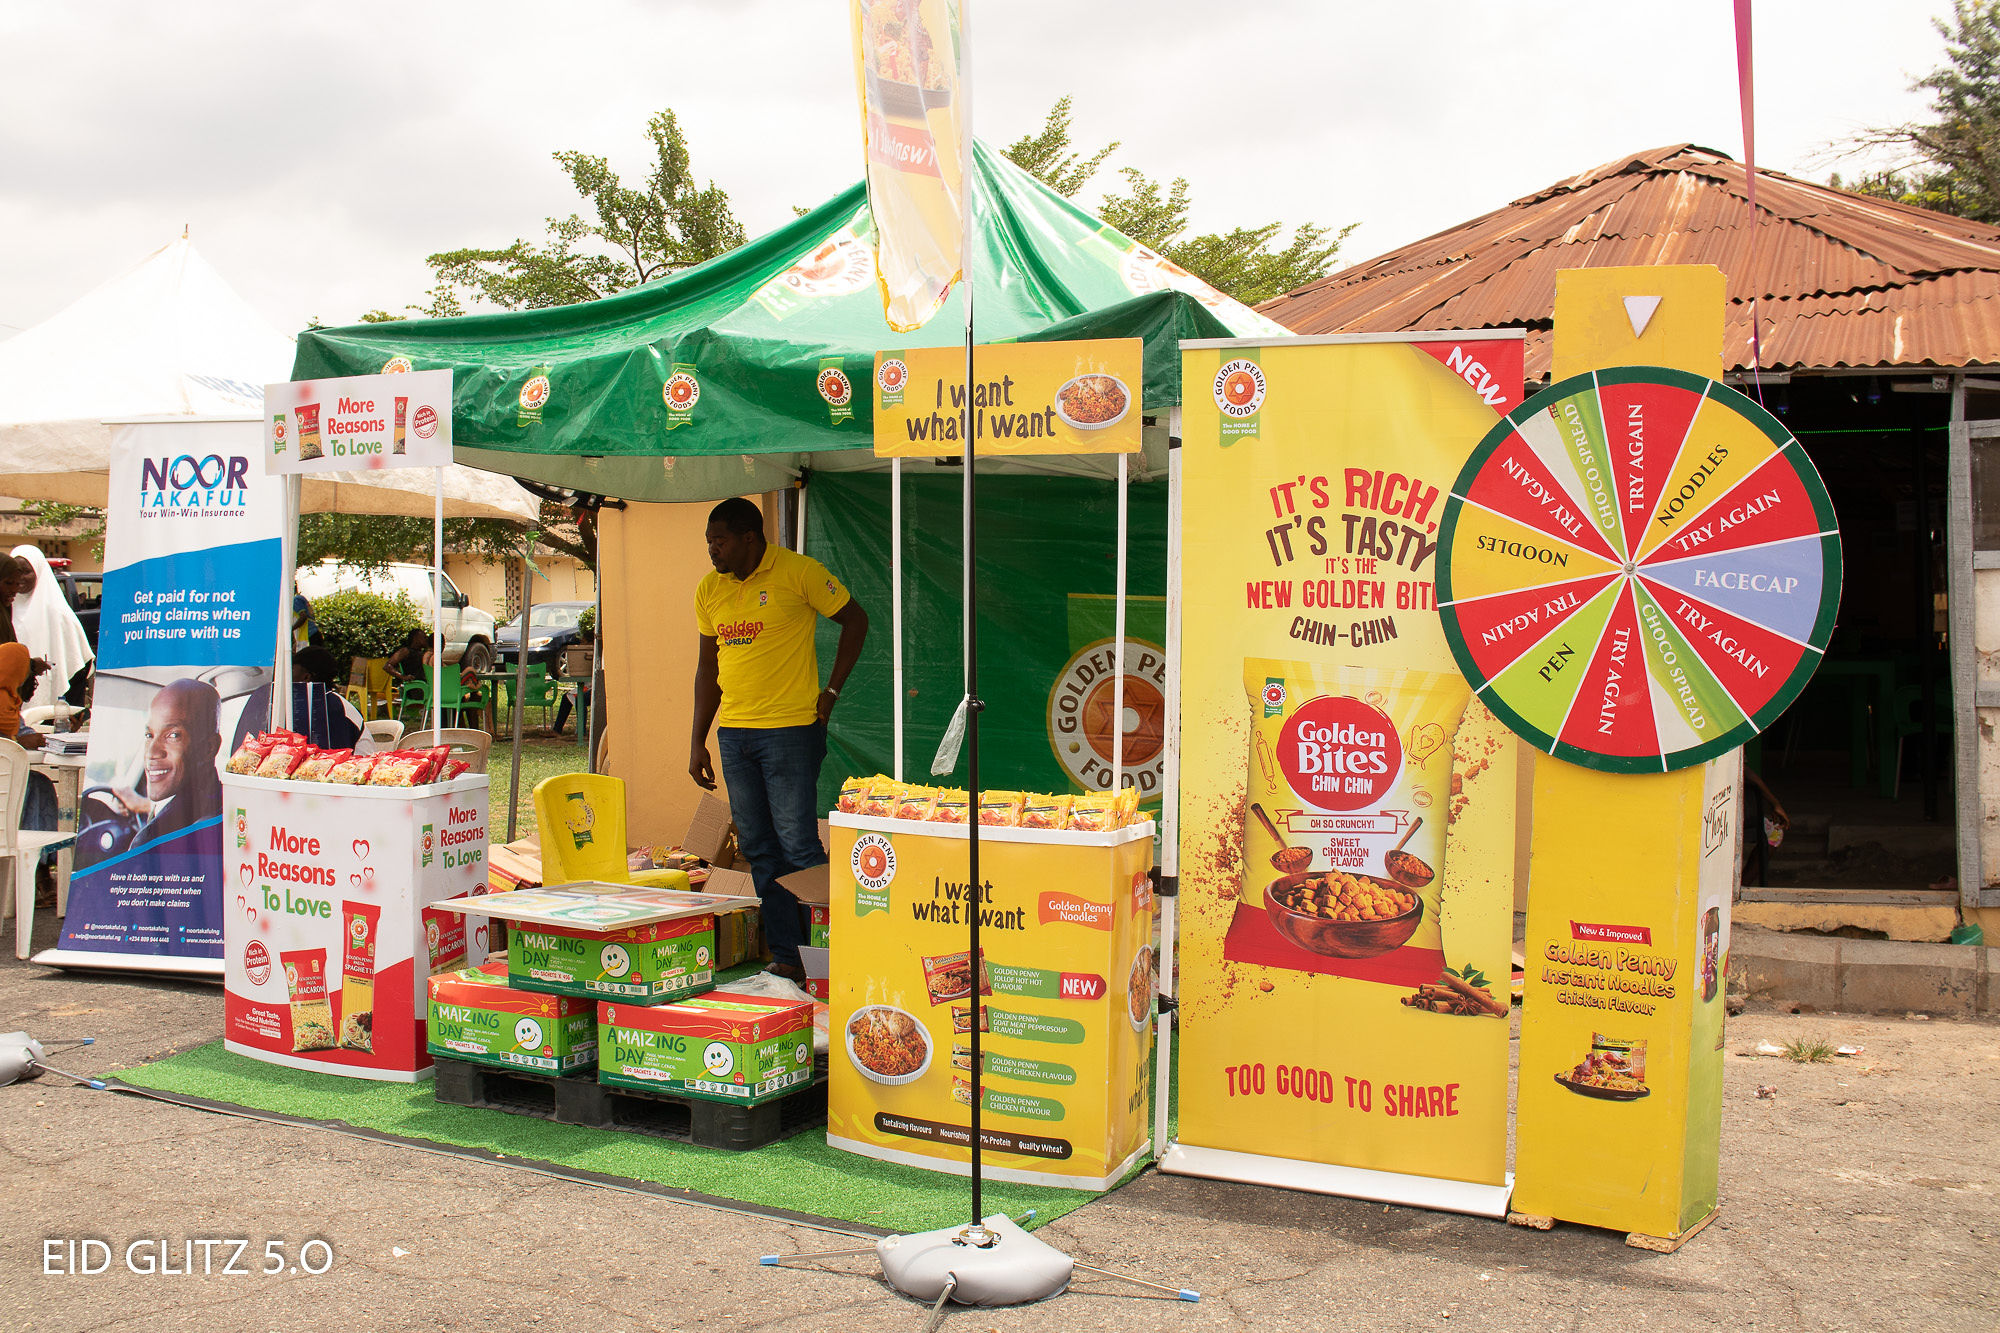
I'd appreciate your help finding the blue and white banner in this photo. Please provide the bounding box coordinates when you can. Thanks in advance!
[51,419,284,968]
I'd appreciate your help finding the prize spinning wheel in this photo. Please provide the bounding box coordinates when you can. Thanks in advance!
[1437,367,1842,773]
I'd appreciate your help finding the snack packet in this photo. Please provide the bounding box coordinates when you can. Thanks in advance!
[921,950,990,1005]
[1240,659,1470,958]
[225,734,278,776]
[835,775,872,814]
[1019,793,1072,830]
[1113,787,1139,827]
[975,791,1024,826]
[894,785,938,821]
[367,751,429,787]
[326,753,379,785]
[859,775,900,817]
[292,748,349,782]
[928,789,970,824]
[1065,791,1120,831]
[254,741,310,780]
[444,758,471,780]
[950,1004,988,1034]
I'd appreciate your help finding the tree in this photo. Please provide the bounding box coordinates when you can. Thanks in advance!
[1003,99,1352,306]
[1841,2,2000,222]
[382,109,747,318]
[296,514,531,573]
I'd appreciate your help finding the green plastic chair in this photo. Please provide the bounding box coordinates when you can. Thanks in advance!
[398,666,488,729]
[495,662,560,727]
[532,772,691,890]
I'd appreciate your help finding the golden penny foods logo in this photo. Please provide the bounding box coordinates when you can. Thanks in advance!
[818,367,852,407]
[1047,635,1168,799]
[1213,359,1266,419]
[381,356,414,374]
[878,358,908,393]
[851,832,897,893]
[520,375,551,411]
[663,371,700,412]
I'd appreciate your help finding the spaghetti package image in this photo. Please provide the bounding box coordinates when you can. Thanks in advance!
[282,948,335,1052]
[1236,659,1472,977]
[339,902,381,1052]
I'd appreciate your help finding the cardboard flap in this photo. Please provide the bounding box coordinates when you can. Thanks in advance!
[777,863,830,905]
[683,792,735,866]
[702,866,757,899]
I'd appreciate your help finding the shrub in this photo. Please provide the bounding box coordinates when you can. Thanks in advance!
[577,605,597,638]
[313,588,422,666]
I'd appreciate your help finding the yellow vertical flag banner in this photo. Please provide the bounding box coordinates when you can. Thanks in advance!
[1175,336,1524,1199]
[850,0,965,332]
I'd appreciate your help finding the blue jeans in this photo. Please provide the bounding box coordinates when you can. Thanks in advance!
[716,723,826,968]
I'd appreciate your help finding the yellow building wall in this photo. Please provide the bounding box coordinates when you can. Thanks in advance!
[444,552,596,620]
[597,499,772,847]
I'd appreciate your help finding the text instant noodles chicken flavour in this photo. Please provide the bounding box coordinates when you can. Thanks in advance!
[1240,660,1471,960]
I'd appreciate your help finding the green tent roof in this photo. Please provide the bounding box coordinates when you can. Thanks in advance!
[292,141,1286,501]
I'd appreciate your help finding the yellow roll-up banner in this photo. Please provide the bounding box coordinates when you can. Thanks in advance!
[1173,335,1524,1200]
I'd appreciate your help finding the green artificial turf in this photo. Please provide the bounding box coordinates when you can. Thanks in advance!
[116,1038,1154,1234]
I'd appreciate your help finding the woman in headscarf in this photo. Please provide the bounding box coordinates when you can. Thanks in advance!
[9,546,92,714]
[0,643,60,898]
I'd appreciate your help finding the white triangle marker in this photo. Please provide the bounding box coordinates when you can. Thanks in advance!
[1624,294,1663,340]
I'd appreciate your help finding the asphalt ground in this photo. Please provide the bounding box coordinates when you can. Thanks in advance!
[2,908,1995,1332]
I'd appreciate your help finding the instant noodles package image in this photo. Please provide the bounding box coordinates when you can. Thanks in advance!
[283,948,335,1052]
[1234,659,1471,980]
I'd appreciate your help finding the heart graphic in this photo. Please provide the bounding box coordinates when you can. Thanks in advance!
[473,924,488,951]
[352,839,370,861]
[361,866,375,885]
[238,864,253,888]
[351,874,364,887]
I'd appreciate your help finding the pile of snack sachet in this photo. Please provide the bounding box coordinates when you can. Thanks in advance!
[834,775,1141,831]
[224,731,471,787]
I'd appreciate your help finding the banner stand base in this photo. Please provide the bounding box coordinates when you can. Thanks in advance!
[30,948,224,982]
[1157,1142,1513,1219]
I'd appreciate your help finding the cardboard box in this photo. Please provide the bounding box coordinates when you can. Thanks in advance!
[683,792,736,869]
[598,991,815,1104]
[428,960,596,1073]
[798,944,830,1001]
[509,914,715,1003]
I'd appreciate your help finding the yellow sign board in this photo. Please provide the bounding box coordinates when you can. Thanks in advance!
[1174,336,1524,1196]
[871,339,1143,458]
[826,816,1155,1190]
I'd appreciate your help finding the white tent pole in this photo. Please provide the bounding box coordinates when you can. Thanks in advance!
[432,465,444,734]
[797,477,809,553]
[507,536,533,843]
[892,457,904,782]
[275,474,300,730]
[1155,417,1182,1159]
[1113,451,1128,797]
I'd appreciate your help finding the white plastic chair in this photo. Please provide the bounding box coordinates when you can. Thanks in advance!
[0,738,79,959]
[358,719,405,755]
[401,727,492,775]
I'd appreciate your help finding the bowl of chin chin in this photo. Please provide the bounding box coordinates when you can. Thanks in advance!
[1262,872,1423,959]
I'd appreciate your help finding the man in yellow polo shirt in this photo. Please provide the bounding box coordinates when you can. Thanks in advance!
[691,497,869,981]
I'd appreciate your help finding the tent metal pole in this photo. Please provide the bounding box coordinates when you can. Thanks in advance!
[432,466,444,734]
[506,536,534,844]
[959,0,983,1230]
[1155,419,1183,1159]
[275,474,300,730]
[892,457,905,782]
[1113,451,1128,796]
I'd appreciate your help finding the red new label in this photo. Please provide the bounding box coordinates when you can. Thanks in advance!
[1413,339,1524,414]
[1058,973,1106,1000]
[1572,920,1653,946]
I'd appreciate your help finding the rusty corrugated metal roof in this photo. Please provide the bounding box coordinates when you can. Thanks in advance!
[1260,144,2000,377]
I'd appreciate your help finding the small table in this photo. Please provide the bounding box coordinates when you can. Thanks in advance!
[30,750,86,916]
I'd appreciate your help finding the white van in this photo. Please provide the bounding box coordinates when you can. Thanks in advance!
[294,560,497,668]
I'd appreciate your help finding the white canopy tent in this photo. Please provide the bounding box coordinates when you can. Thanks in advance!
[0,234,539,523]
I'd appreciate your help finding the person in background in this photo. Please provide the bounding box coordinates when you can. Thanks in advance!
[385,628,430,683]
[0,644,59,902]
[292,593,322,651]
[10,546,93,715]
[553,625,597,737]
[292,646,364,751]
[690,497,868,982]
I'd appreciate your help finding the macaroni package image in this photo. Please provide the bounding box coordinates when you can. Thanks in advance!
[283,948,335,1053]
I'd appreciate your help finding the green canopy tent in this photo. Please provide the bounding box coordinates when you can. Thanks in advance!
[291,141,1285,500]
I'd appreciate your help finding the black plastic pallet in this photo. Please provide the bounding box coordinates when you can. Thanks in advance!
[430,1053,828,1152]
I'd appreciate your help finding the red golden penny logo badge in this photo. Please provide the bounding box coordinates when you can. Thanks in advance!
[1277,694,1403,812]
[851,832,897,892]
[664,371,700,411]
[381,355,414,374]
[878,358,908,393]
[818,367,853,407]
[412,404,439,439]
[1213,359,1266,418]
[520,375,551,411]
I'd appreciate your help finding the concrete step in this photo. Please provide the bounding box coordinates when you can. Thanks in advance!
[1730,925,1999,1016]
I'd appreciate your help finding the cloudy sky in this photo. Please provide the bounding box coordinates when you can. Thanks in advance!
[0,1,1949,342]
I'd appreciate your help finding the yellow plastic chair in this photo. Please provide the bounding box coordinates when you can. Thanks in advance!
[532,772,690,890]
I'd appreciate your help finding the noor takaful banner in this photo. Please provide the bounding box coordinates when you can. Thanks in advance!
[45,419,284,970]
